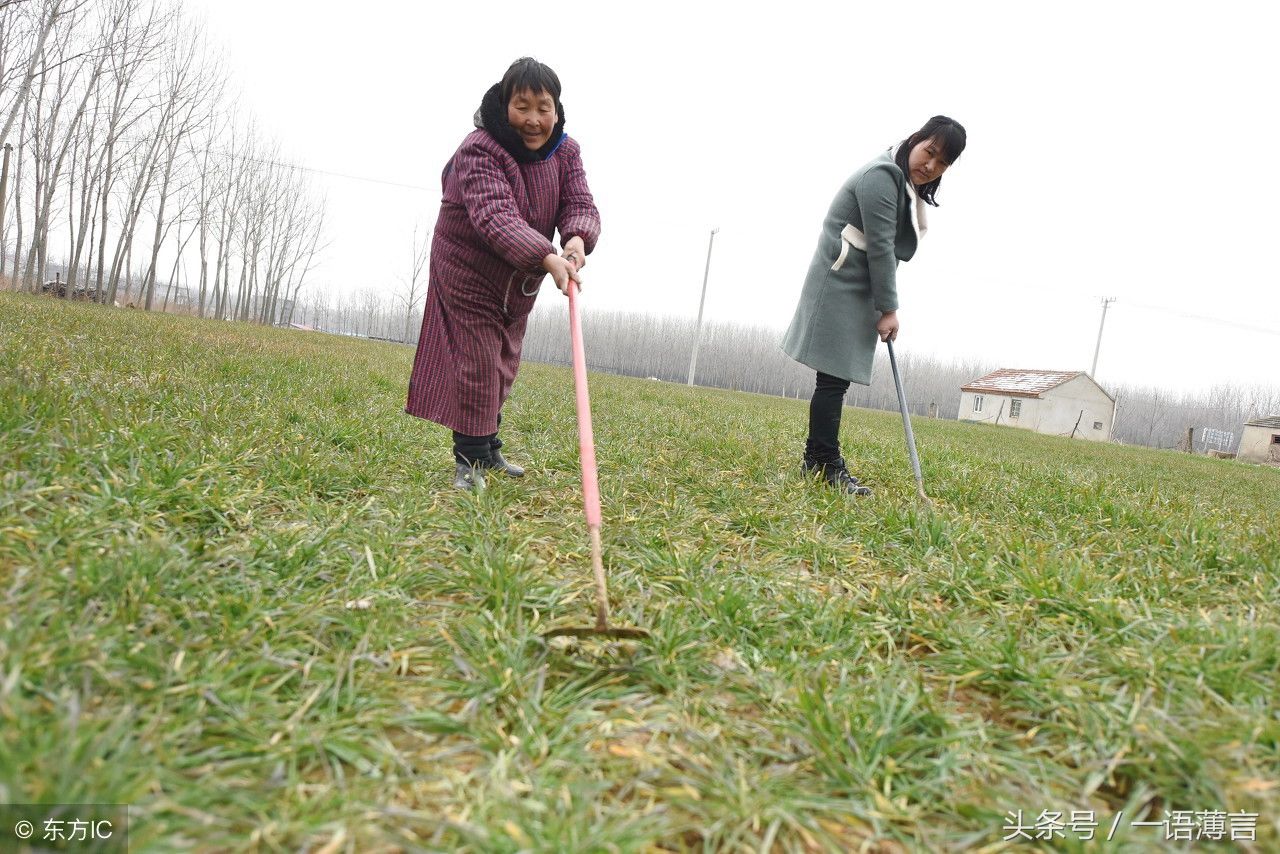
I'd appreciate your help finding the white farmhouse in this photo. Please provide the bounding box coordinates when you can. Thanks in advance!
[1238,416,1280,465]
[958,369,1116,442]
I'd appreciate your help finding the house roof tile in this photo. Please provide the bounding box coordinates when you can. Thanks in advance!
[961,369,1083,398]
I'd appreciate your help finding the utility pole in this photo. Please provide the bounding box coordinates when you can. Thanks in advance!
[686,227,718,387]
[0,143,12,281]
[1090,296,1116,377]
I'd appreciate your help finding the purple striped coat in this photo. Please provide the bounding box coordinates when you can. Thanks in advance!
[405,129,600,436]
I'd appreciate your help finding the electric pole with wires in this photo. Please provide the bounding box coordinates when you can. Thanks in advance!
[1090,296,1116,377]
[686,227,719,387]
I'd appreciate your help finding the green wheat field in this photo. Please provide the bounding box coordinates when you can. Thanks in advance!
[2,292,1277,852]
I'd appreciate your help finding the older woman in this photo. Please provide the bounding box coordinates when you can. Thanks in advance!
[406,57,601,490]
[782,116,966,496]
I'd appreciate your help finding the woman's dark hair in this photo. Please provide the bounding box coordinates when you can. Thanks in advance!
[500,57,562,105]
[894,115,966,206]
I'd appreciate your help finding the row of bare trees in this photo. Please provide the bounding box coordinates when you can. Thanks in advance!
[530,308,1279,452]
[0,0,325,322]
[522,306,1010,413]
[295,285,418,342]
[278,223,428,341]
[281,278,1280,454]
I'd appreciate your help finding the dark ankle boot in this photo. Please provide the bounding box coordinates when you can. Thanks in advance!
[803,458,872,496]
[483,449,525,477]
[453,462,486,491]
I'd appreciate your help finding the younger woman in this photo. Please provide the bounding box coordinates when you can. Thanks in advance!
[782,116,966,495]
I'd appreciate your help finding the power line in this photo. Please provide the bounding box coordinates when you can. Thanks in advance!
[82,126,437,192]
[208,149,436,193]
[1122,300,1280,338]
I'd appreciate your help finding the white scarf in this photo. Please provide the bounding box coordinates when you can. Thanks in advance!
[892,144,929,242]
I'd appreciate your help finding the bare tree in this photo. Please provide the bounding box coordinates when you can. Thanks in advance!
[209,113,255,320]
[5,82,29,286]
[93,0,163,303]
[63,63,98,289]
[104,8,195,306]
[160,200,195,310]
[141,14,217,309]
[20,1,117,290]
[279,204,324,326]
[190,101,231,316]
[395,221,430,343]
[0,0,65,150]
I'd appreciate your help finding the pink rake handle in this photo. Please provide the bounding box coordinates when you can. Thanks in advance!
[567,282,601,529]
[567,280,613,631]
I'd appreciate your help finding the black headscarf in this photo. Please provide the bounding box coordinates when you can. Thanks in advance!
[473,83,566,164]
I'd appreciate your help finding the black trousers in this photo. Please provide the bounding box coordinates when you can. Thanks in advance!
[805,371,851,464]
[453,413,504,465]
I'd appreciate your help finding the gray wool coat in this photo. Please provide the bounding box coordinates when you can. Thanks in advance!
[781,149,922,385]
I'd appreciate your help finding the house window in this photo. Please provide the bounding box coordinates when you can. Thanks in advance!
[1009,400,1022,418]
[1094,421,1104,430]
[973,395,983,413]
[1272,434,1280,444]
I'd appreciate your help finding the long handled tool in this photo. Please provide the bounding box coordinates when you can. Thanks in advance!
[886,338,930,504]
[544,282,649,640]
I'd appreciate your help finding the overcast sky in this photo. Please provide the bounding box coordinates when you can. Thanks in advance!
[185,0,1278,394]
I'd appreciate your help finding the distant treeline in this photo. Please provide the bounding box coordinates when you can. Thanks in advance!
[282,293,1280,455]
[15,268,1277,455]
[520,306,1279,454]
[522,306,986,413]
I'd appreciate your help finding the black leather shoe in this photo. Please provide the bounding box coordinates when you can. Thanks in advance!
[453,462,486,491]
[803,458,872,496]
[483,449,525,478]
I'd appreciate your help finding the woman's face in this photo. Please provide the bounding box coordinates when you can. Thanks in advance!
[507,87,558,150]
[907,136,952,186]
